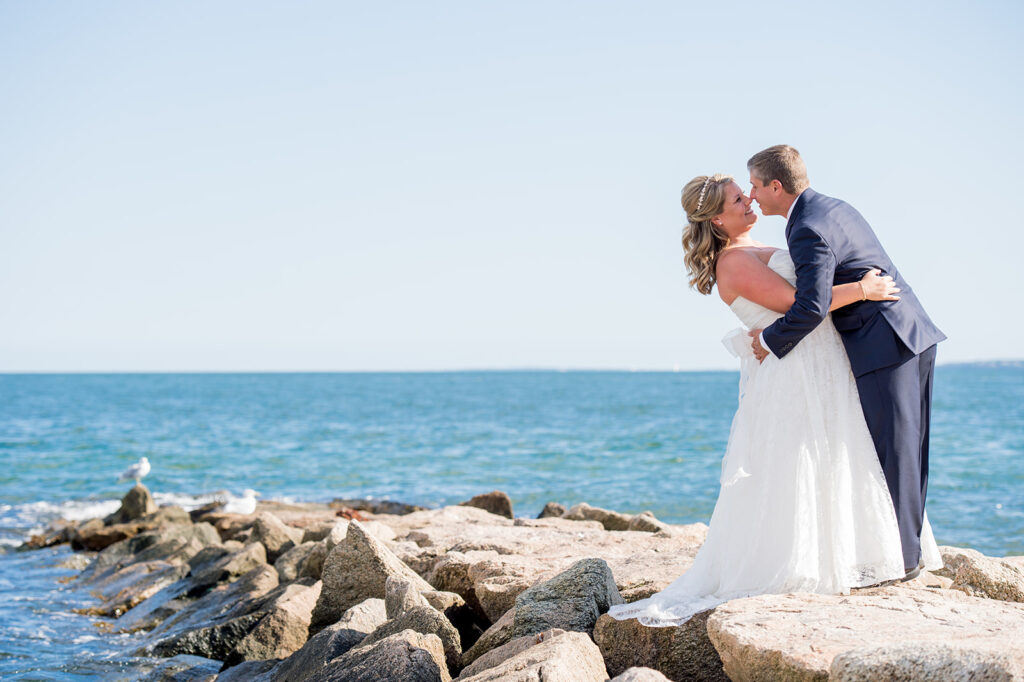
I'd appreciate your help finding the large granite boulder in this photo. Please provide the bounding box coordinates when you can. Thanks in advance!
[308,520,432,636]
[225,581,322,666]
[385,575,431,618]
[510,558,623,639]
[459,491,514,519]
[593,612,727,682]
[938,546,1024,602]
[105,484,158,525]
[310,629,451,682]
[458,628,566,679]
[360,604,461,675]
[830,643,1023,681]
[456,630,607,682]
[275,542,322,582]
[706,589,1024,681]
[270,598,387,682]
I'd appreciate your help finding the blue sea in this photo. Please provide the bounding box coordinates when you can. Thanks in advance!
[1,368,1022,679]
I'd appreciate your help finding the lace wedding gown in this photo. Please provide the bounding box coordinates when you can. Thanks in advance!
[609,250,941,627]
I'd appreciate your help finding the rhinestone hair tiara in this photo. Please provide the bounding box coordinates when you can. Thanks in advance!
[696,177,713,211]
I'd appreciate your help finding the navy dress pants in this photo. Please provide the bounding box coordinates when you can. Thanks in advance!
[854,344,937,571]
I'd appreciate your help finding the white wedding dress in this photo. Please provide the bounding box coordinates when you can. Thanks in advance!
[609,250,941,627]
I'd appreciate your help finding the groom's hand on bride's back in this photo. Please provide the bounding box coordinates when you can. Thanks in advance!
[749,329,769,363]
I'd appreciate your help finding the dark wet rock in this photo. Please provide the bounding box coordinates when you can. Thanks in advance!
[309,520,432,636]
[186,542,267,596]
[361,604,461,675]
[459,491,514,519]
[20,518,79,550]
[311,629,451,682]
[78,560,189,618]
[137,653,221,681]
[270,598,387,682]
[537,502,566,519]
[70,518,106,551]
[143,564,280,659]
[511,558,624,639]
[224,581,322,667]
[593,611,727,682]
[106,484,158,525]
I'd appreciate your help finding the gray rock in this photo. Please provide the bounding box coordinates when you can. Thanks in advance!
[385,576,431,618]
[460,606,516,668]
[939,546,1024,602]
[511,558,624,639]
[458,628,566,678]
[217,658,281,682]
[361,604,461,675]
[593,612,727,682]
[270,598,387,682]
[459,491,514,519]
[106,483,158,525]
[137,653,221,681]
[300,521,343,544]
[144,564,280,659]
[456,630,607,682]
[187,542,268,595]
[830,643,1022,681]
[252,512,304,564]
[308,520,433,635]
[225,581,322,666]
[429,552,487,620]
[275,542,320,582]
[609,668,674,682]
[537,502,566,519]
[331,498,427,516]
[562,503,632,531]
[81,560,189,618]
[298,542,328,580]
[310,629,451,682]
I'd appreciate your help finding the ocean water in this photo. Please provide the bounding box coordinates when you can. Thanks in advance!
[1,368,1021,678]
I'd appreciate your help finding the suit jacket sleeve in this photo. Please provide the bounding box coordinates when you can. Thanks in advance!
[761,224,837,358]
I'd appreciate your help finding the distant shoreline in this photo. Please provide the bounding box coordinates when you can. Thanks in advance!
[1,361,1022,376]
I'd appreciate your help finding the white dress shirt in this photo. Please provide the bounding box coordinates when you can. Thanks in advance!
[759,190,807,358]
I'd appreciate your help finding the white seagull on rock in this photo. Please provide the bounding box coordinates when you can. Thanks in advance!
[118,457,151,484]
[222,489,259,515]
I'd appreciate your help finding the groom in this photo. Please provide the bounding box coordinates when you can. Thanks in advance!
[746,145,945,578]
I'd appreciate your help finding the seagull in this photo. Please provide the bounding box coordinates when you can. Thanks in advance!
[117,457,151,484]
[222,489,259,515]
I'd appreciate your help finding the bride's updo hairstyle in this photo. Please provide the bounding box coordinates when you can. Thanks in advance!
[681,173,732,295]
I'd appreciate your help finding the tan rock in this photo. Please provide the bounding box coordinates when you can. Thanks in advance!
[593,612,726,682]
[226,581,322,665]
[830,643,1023,681]
[251,512,304,563]
[105,484,158,524]
[939,545,1024,602]
[562,502,633,531]
[308,520,433,636]
[609,668,674,682]
[706,589,1024,682]
[317,629,452,682]
[361,604,462,675]
[458,628,566,679]
[457,630,607,682]
[537,502,566,518]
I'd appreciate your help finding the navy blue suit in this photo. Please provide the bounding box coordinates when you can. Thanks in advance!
[762,189,945,570]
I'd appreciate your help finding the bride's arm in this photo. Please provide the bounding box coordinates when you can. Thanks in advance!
[717,251,899,314]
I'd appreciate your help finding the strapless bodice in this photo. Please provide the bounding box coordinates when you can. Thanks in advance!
[728,250,795,329]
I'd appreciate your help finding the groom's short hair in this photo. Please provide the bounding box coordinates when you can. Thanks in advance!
[747,145,810,195]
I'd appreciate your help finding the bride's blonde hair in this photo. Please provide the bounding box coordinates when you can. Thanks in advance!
[681,173,732,295]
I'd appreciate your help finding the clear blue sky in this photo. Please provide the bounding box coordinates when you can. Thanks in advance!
[2,1,1021,371]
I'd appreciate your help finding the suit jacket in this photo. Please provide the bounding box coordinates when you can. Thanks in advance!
[761,188,945,377]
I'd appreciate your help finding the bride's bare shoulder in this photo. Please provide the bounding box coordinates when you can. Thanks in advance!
[715,249,763,303]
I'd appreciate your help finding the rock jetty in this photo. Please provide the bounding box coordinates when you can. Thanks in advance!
[22,485,1024,681]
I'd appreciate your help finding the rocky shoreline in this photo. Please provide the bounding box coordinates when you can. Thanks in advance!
[20,485,1024,681]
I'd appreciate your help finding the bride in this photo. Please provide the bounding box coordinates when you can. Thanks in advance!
[608,174,941,627]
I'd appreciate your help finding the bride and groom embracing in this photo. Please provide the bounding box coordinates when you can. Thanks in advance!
[610,145,947,626]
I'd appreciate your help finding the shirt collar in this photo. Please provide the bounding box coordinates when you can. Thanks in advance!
[786,189,808,220]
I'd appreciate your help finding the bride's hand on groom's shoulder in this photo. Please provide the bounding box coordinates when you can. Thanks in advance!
[860,268,901,302]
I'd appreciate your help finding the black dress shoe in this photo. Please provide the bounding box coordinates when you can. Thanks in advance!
[900,565,922,582]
